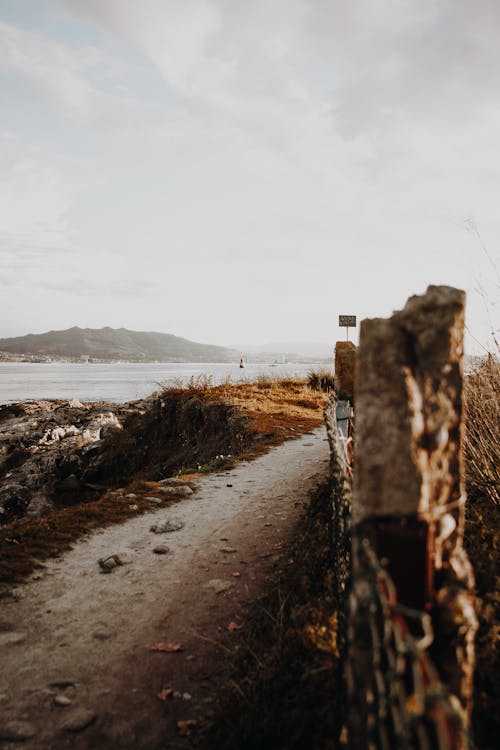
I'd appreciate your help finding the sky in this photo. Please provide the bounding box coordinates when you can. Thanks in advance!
[0,0,499,353]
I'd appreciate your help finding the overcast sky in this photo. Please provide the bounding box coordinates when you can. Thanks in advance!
[1,0,499,352]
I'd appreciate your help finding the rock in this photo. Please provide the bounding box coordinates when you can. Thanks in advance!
[25,492,54,519]
[146,496,162,504]
[0,483,29,517]
[99,423,123,440]
[0,631,27,646]
[159,478,192,487]
[61,708,96,732]
[129,504,139,511]
[0,720,37,741]
[204,579,233,594]
[158,485,193,498]
[56,474,81,493]
[98,554,124,573]
[150,519,184,534]
[153,545,170,555]
[54,695,72,707]
[68,399,85,408]
[220,547,237,554]
[125,493,137,499]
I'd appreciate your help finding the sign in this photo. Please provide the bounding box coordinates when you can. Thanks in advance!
[339,315,356,327]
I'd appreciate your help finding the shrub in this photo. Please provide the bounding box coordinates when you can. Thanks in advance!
[307,369,335,393]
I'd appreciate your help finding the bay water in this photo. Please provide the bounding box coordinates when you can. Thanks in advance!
[0,362,326,404]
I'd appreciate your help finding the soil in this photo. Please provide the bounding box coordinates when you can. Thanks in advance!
[0,427,329,749]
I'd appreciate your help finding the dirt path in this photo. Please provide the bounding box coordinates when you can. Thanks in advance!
[0,427,329,749]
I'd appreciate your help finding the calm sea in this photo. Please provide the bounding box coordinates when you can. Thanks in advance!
[0,362,325,404]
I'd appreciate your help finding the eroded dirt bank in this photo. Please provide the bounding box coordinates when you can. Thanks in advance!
[0,427,329,749]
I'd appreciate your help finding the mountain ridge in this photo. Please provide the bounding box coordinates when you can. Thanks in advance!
[0,327,239,363]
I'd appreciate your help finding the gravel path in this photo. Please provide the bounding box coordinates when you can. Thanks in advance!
[0,428,329,749]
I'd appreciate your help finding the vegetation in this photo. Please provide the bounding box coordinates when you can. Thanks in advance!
[307,369,336,393]
[464,355,499,505]
[463,354,500,749]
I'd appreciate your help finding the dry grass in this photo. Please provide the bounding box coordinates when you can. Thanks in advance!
[0,378,328,585]
[464,355,499,505]
[463,354,500,748]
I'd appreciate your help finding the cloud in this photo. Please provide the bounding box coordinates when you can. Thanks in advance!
[0,142,72,282]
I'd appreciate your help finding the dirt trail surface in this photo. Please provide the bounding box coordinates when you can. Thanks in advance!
[0,428,329,749]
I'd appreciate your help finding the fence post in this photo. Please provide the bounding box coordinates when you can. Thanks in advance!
[347,285,477,748]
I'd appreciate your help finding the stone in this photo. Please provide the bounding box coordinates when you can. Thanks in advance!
[146,496,162,504]
[98,554,124,573]
[125,493,137,499]
[220,547,237,554]
[68,399,85,408]
[99,423,123,440]
[56,474,81,493]
[153,545,170,555]
[204,579,233,594]
[54,695,72,706]
[150,519,184,534]
[0,720,37,741]
[353,285,466,523]
[158,485,193,498]
[0,631,27,646]
[61,708,96,732]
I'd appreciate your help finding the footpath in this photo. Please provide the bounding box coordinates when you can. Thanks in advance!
[0,427,329,749]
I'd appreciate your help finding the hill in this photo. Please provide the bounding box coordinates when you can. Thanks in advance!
[0,327,239,363]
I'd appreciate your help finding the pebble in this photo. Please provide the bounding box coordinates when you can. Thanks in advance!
[54,695,72,707]
[93,630,114,640]
[125,493,137,499]
[145,496,162,504]
[153,545,170,555]
[158,486,193,498]
[0,720,37,741]
[220,547,237,554]
[0,632,27,647]
[61,708,96,732]
[129,504,139,511]
[98,554,124,573]
[204,579,233,594]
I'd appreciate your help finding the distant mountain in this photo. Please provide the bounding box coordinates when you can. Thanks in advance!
[0,327,239,363]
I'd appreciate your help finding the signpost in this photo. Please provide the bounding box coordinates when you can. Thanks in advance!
[339,315,356,342]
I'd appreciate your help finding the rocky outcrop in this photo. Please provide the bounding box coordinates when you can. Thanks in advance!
[0,390,254,525]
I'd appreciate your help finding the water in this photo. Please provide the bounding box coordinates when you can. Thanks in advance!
[0,362,325,404]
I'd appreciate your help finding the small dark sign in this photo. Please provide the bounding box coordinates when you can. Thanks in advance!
[339,315,356,327]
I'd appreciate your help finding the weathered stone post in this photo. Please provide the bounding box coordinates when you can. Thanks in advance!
[335,341,357,402]
[347,286,477,748]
